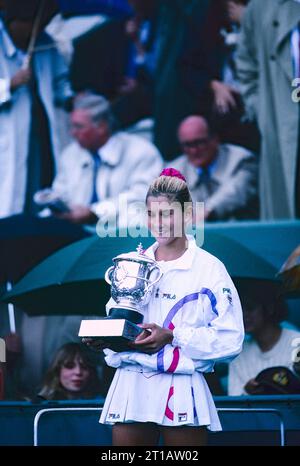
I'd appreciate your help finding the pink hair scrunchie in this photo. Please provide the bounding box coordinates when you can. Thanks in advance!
[160,167,187,182]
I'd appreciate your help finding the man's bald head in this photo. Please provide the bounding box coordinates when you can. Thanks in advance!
[177,115,219,169]
[178,115,209,139]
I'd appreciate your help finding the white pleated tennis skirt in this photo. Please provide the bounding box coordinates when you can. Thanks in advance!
[99,368,222,430]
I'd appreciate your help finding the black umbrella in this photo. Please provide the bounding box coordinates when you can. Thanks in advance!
[277,245,300,298]
[1,234,152,315]
[2,231,278,316]
[0,214,90,283]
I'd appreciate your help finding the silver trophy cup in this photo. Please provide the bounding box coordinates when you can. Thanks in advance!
[79,244,162,351]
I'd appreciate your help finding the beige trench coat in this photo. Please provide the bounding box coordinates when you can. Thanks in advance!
[236,0,300,219]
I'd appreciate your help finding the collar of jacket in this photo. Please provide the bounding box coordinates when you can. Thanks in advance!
[145,234,197,270]
[97,132,125,167]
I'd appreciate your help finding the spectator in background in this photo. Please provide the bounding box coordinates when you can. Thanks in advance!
[38,343,104,400]
[0,310,91,399]
[70,0,158,129]
[236,0,300,219]
[171,115,259,220]
[111,0,158,128]
[0,0,73,218]
[71,0,211,160]
[44,92,163,226]
[153,0,210,160]
[228,279,300,396]
[180,0,260,153]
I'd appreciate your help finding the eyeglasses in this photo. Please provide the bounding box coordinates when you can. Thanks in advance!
[70,123,91,132]
[180,138,211,149]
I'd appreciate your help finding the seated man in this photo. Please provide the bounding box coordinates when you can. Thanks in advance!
[172,115,259,220]
[44,92,163,227]
[228,279,300,396]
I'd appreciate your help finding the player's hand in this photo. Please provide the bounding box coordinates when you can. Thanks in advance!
[129,323,173,354]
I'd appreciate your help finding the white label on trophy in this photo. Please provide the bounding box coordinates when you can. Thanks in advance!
[79,319,143,340]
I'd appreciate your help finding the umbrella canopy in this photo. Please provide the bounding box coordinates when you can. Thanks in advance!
[206,221,300,273]
[203,232,277,280]
[1,234,153,315]
[277,245,300,298]
[1,231,278,316]
[0,214,90,283]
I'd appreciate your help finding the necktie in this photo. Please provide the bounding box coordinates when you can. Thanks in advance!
[90,152,101,204]
[197,167,211,184]
[197,167,214,198]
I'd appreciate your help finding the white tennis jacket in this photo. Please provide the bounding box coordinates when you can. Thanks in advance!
[104,236,244,374]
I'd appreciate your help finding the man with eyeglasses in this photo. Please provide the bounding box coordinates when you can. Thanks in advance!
[42,92,163,226]
[171,115,259,221]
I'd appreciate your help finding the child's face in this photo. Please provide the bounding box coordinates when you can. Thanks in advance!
[146,195,185,245]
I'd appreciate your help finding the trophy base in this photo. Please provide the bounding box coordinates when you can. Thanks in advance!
[78,318,144,352]
[108,306,143,324]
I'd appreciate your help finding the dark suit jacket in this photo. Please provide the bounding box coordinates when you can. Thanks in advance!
[70,19,130,99]
[172,144,259,220]
[179,0,227,105]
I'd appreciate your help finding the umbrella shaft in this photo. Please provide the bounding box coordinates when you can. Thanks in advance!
[6,282,16,334]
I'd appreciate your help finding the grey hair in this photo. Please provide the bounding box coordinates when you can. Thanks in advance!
[73,92,116,131]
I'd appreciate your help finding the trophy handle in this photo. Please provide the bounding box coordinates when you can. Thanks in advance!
[148,265,163,288]
[104,266,114,285]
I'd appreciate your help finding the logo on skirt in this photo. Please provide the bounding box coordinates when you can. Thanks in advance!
[108,413,120,420]
[178,413,187,422]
